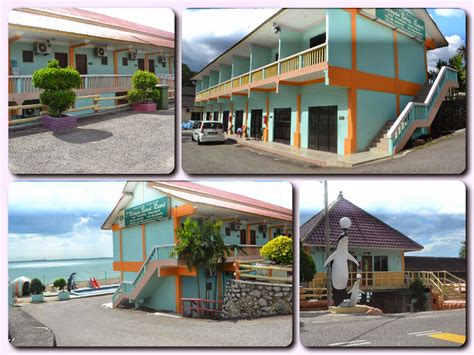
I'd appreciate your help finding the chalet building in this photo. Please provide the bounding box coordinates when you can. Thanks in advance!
[8,8,175,125]
[102,181,292,314]
[182,86,203,121]
[300,193,466,313]
[192,9,458,156]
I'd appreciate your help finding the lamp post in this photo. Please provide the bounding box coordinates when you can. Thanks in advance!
[323,181,332,306]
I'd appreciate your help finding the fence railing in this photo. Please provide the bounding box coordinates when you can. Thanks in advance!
[387,66,458,155]
[181,298,223,319]
[195,43,327,100]
[234,259,292,284]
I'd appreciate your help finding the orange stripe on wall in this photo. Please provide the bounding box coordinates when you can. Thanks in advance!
[113,261,144,272]
[161,266,197,277]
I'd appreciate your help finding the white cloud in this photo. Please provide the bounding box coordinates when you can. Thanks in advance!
[183,9,279,40]
[427,34,464,70]
[434,9,465,18]
[299,180,465,216]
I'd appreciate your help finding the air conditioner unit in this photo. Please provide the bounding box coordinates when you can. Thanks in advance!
[35,42,51,55]
[235,221,242,231]
[160,55,167,63]
[128,50,138,60]
[94,47,106,57]
[258,224,268,233]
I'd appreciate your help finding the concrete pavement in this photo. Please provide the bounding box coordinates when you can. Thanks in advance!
[182,129,465,174]
[300,308,466,347]
[19,295,292,347]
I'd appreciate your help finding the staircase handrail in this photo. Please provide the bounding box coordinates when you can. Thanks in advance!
[387,66,458,146]
[443,270,465,285]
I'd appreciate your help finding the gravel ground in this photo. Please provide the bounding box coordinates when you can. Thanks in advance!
[182,129,466,175]
[9,110,175,175]
[20,295,293,347]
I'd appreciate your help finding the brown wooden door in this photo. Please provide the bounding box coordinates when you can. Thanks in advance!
[75,54,88,74]
[54,52,68,68]
[362,256,373,286]
[240,229,246,245]
[148,59,155,73]
[250,230,256,245]
[138,58,145,70]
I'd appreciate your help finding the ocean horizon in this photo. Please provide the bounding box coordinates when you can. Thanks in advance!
[8,257,120,285]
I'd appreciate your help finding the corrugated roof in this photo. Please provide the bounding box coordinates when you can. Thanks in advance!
[405,256,466,272]
[149,181,292,221]
[300,194,423,251]
[9,8,174,48]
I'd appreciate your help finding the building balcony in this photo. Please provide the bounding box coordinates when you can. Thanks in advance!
[310,271,406,290]
[195,43,327,102]
[8,73,175,102]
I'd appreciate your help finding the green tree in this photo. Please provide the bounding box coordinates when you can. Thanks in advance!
[30,278,45,295]
[182,63,196,87]
[128,70,160,105]
[300,245,316,284]
[172,218,240,300]
[409,276,426,312]
[260,236,293,265]
[449,53,466,91]
[459,241,466,259]
[53,278,67,291]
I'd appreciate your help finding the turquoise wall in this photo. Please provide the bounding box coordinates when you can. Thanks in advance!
[250,44,272,70]
[327,9,352,70]
[310,247,403,273]
[202,76,210,89]
[121,225,143,262]
[279,29,302,58]
[301,21,326,51]
[397,32,426,84]
[356,15,395,78]
[357,90,396,151]
[112,231,120,262]
[146,276,176,311]
[209,70,219,86]
[232,55,250,77]
[219,64,232,82]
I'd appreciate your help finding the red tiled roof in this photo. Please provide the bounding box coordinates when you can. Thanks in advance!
[149,181,292,221]
[300,194,423,251]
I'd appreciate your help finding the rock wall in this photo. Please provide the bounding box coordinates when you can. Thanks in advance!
[221,279,293,319]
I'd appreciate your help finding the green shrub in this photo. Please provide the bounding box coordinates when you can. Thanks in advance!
[148,88,161,106]
[53,278,67,291]
[409,276,426,311]
[32,59,81,117]
[260,236,293,265]
[30,278,45,295]
[128,70,159,104]
[300,246,316,283]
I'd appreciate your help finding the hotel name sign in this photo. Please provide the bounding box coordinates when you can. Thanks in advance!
[119,196,170,227]
[375,9,425,40]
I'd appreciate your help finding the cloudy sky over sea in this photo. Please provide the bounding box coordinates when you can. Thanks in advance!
[182,8,466,72]
[299,180,466,258]
[8,181,291,261]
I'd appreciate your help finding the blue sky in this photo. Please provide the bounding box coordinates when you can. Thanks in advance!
[299,180,466,258]
[8,181,291,261]
[183,8,466,72]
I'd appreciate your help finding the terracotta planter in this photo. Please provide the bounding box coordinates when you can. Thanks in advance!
[58,290,70,301]
[131,103,157,112]
[42,114,77,132]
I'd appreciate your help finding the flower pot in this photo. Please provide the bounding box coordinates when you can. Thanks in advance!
[31,293,44,303]
[42,114,77,132]
[131,103,157,112]
[58,290,70,301]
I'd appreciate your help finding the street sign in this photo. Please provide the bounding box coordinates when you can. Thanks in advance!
[375,9,425,40]
[122,196,170,227]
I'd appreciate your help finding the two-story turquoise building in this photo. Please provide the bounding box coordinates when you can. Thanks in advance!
[192,8,458,156]
[8,8,175,126]
[102,181,293,314]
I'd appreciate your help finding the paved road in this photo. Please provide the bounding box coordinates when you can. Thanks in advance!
[20,295,292,347]
[300,308,466,347]
[9,110,175,175]
[182,130,465,174]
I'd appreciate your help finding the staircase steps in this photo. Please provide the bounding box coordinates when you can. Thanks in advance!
[369,120,394,153]
[413,82,433,103]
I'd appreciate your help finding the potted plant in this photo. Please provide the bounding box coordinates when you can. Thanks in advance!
[409,276,427,312]
[259,235,293,279]
[128,70,161,112]
[32,59,81,132]
[53,278,69,301]
[30,278,45,303]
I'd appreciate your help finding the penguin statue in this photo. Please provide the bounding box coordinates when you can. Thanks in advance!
[324,218,359,306]
[339,274,364,307]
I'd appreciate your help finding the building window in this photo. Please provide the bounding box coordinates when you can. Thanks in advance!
[275,52,279,61]
[122,57,128,66]
[374,256,388,271]
[310,33,326,48]
[101,56,108,65]
[225,227,231,236]
[22,50,34,63]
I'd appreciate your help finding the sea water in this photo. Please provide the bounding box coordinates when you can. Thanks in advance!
[8,258,120,285]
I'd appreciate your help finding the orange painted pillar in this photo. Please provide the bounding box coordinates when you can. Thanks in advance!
[293,94,301,148]
[263,96,269,142]
[344,10,358,155]
[176,275,182,314]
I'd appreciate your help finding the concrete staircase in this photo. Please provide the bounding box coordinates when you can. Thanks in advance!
[369,120,394,154]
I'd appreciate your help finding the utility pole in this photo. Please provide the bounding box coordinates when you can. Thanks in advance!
[324,180,332,306]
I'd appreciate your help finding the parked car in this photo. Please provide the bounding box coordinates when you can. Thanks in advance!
[192,121,203,141]
[194,121,226,144]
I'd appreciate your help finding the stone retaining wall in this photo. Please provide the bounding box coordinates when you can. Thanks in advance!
[221,279,293,319]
